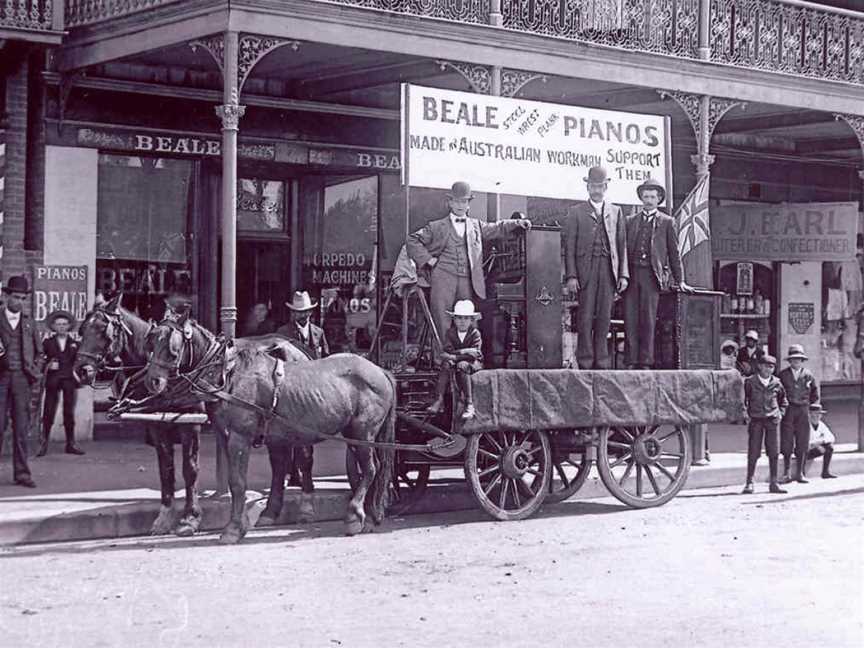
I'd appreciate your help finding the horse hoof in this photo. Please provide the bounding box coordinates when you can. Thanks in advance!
[256,515,277,528]
[344,519,363,536]
[219,529,243,545]
[150,521,173,536]
[175,517,200,537]
[297,500,315,524]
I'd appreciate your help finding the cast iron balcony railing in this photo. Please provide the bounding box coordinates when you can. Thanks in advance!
[1,0,59,32]
[62,0,864,87]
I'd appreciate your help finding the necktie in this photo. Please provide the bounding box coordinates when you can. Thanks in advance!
[454,217,466,223]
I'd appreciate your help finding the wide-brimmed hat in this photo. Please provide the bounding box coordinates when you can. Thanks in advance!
[721,339,738,352]
[446,181,474,201]
[583,166,609,184]
[785,344,808,360]
[446,300,480,318]
[2,275,30,294]
[286,291,317,312]
[758,354,777,366]
[46,310,76,328]
[636,178,666,203]
[809,402,827,413]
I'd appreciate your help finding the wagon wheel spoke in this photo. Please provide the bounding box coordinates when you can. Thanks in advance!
[478,464,500,479]
[607,441,632,450]
[616,428,635,442]
[661,451,684,459]
[527,445,544,458]
[478,448,500,462]
[485,433,503,453]
[655,428,679,443]
[554,462,570,486]
[636,464,643,497]
[483,472,502,497]
[652,461,676,482]
[644,464,661,496]
[499,478,510,509]
[608,452,632,469]
[516,476,535,499]
[524,467,541,477]
[618,459,635,486]
[511,479,522,508]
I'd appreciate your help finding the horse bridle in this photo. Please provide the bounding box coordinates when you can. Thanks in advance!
[77,308,139,373]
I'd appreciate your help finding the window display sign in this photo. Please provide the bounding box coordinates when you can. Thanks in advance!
[713,202,859,261]
[736,262,753,296]
[788,302,815,334]
[31,265,88,336]
[401,84,670,204]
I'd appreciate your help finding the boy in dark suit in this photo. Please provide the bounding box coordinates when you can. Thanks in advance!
[39,310,84,456]
[427,300,483,420]
[742,354,788,494]
[778,344,820,484]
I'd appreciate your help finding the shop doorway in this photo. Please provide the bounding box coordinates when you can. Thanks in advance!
[236,240,292,335]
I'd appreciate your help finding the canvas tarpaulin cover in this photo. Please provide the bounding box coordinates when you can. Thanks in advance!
[462,369,744,433]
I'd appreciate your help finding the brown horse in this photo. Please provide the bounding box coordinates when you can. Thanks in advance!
[74,296,315,536]
[142,314,395,543]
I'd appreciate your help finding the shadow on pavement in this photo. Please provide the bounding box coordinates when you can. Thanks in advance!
[745,486,864,505]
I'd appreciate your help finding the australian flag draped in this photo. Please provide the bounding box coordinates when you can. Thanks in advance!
[675,174,713,289]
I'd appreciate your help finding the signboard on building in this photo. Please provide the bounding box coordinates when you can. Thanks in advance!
[401,84,670,204]
[712,202,859,261]
[31,265,88,336]
[788,302,815,334]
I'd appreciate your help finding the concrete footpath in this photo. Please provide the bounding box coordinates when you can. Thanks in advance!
[1,430,862,546]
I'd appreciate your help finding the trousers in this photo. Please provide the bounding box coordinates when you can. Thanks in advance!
[623,266,660,367]
[0,371,33,480]
[42,375,77,443]
[747,417,780,483]
[429,267,474,344]
[576,256,615,370]
[781,404,810,459]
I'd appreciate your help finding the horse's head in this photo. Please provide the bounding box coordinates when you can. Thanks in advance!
[75,294,130,385]
[854,305,864,360]
[145,314,213,395]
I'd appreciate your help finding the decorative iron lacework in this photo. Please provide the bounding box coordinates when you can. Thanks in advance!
[320,0,488,26]
[501,0,701,59]
[65,0,177,28]
[1,0,55,30]
[711,0,864,85]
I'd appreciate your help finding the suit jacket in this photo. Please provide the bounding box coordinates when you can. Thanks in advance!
[406,216,522,299]
[778,366,819,406]
[563,201,628,285]
[625,210,684,291]
[44,334,79,381]
[744,374,788,419]
[276,321,329,359]
[442,325,483,370]
[0,310,44,382]
[736,345,765,376]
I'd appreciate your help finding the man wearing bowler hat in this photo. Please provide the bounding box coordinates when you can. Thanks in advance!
[564,166,629,369]
[623,178,692,369]
[0,275,44,487]
[407,180,532,345]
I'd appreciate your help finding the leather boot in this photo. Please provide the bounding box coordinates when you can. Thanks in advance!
[768,456,786,494]
[427,368,449,415]
[779,455,792,484]
[822,445,837,478]
[65,429,85,455]
[794,457,808,483]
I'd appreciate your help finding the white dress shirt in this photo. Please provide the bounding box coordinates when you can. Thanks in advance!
[588,199,604,218]
[57,335,67,352]
[449,212,467,238]
[4,309,20,330]
[809,421,836,447]
[757,374,772,387]
[296,321,311,344]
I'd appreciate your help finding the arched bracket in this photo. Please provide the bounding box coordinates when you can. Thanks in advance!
[657,90,746,144]
[501,69,547,98]
[834,113,864,160]
[238,36,300,93]
[437,60,491,94]
[57,71,84,136]
[189,34,225,74]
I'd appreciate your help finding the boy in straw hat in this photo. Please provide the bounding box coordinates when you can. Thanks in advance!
[778,344,820,484]
[742,354,788,494]
[427,299,483,420]
[38,310,84,456]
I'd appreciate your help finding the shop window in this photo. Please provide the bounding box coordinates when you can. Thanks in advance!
[301,175,378,354]
[237,178,286,232]
[821,254,863,383]
[95,155,194,322]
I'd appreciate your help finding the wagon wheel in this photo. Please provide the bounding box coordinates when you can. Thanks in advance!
[597,425,691,508]
[346,451,430,513]
[465,429,551,521]
[545,443,591,504]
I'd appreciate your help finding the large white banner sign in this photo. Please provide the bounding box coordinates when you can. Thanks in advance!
[401,84,670,204]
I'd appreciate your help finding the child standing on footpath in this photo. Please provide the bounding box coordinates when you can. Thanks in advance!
[778,344,820,484]
[743,354,788,494]
[427,300,483,420]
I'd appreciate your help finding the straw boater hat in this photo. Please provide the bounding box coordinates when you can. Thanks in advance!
[46,309,76,328]
[636,178,666,204]
[2,275,30,294]
[446,300,481,318]
[744,329,759,341]
[446,181,474,201]
[584,166,609,184]
[286,291,317,312]
[785,344,808,361]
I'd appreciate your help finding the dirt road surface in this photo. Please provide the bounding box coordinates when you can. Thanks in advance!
[1,475,862,648]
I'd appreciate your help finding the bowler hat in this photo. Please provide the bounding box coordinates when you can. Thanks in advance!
[785,344,808,361]
[809,402,827,413]
[758,354,777,366]
[2,275,30,294]
[446,181,474,201]
[46,310,75,328]
[636,178,666,204]
[583,166,609,184]
[286,291,317,312]
[446,299,481,318]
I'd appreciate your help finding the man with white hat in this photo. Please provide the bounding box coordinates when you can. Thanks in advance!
[277,291,329,360]
[736,329,764,376]
[406,180,531,343]
[778,344,820,483]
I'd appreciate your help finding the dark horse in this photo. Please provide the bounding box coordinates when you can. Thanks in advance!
[74,295,315,536]
[143,313,396,543]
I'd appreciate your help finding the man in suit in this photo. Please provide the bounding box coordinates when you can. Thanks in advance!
[277,291,329,359]
[623,179,692,369]
[406,180,532,343]
[38,310,84,456]
[0,275,44,487]
[564,166,629,369]
[736,329,765,376]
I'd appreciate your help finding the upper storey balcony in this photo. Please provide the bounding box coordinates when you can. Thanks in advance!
[61,0,864,88]
[1,0,64,44]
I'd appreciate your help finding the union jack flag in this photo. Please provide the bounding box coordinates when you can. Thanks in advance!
[676,174,711,258]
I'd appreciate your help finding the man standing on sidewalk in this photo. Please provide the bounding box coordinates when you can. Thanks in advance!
[778,344,820,484]
[38,310,84,457]
[0,275,44,487]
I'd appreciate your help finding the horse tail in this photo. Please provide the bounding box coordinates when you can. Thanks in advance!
[368,369,397,523]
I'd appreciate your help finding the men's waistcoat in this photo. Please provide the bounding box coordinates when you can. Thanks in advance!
[276,321,329,359]
[625,211,683,291]
[563,201,628,284]
[0,311,43,381]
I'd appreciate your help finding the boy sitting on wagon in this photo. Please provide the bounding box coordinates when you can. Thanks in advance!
[427,299,483,421]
